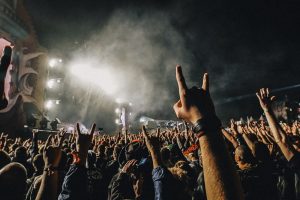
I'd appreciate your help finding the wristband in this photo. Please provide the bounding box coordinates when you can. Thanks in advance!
[192,116,222,135]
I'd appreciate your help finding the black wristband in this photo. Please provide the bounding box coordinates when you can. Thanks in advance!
[192,116,222,134]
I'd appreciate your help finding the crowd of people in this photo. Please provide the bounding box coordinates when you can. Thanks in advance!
[0,66,299,200]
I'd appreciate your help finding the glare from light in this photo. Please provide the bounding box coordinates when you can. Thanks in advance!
[47,79,55,88]
[45,100,53,109]
[115,119,120,124]
[56,79,61,83]
[79,124,88,134]
[115,108,120,114]
[129,112,132,116]
[129,102,133,106]
[55,100,60,104]
[139,117,146,123]
[70,63,120,95]
[58,59,63,63]
[49,59,57,67]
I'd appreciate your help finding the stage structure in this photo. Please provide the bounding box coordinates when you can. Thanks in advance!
[0,0,47,137]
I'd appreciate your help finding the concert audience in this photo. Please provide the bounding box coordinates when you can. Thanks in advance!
[0,66,299,200]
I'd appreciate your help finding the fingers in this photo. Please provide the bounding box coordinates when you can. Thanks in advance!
[202,73,209,93]
[45,135,52,150]
[156,128,160,138]
[270,96,276,101]
[175,65,188,108]
[89,123,96,136]
[58,130,66,148]
[76,123,81,135]
[256,92,262,101]
[142,125,148,139]
[266,88,269,97]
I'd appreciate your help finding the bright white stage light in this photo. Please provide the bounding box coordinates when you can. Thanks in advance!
[58,59,63,63]
[115,119,120,124]
[70,63,120,95]
[115,108,120,113]
[55,100,60,104]
[49,59,57,67]
[45,100,53,109]
[47,79,55,88]
[139,117,146,123]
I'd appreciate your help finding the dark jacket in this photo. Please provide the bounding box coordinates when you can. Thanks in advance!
[58,164,88,200]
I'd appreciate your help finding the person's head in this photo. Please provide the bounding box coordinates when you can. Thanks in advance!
[160,147,171,167]
[32,154,44,173]
[234,145,255,170]
[87,150,96,168]
[98,144,106,156]
[167,144,185,167]
[14,146,27,162]
[105,146,113,160]
[169,160,197,198]
[112,144,122,160]
[0,162,27,200]
[0,150,11,169]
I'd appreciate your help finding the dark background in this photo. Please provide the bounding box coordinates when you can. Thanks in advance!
[24,0,300,130]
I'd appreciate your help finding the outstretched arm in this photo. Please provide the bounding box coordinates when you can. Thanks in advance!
[35,135,61,200]
[173,66,244,200]
[256,88,295,161]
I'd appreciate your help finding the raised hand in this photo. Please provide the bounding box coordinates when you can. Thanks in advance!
[76,122,96,165]
[57,128,67,148]
[256,88,276,112]
[142,126,160,152]
[173,65,215,124]
[43,135,62,169]
[142,126,162,168]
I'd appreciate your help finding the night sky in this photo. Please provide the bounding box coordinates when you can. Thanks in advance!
[24,0,300,129]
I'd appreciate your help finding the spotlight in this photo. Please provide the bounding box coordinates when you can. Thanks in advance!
[56,79,61,83]
[49,59,57,67]
[115,108,120,114]
[139,117,146,123]
[47,79,55,88]
[45,100,53,109]
[55,100,60,105]
[58,59,63,63]
[129,102,133,106]
[115,119,120,124]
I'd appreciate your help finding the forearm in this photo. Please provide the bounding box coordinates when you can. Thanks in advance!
[199,130,244,200]
[31,135,38,158]
[264,109,295,160]
[35,171,59,200]
[222,129,238,148]
[150,149,163,168]
[242,134,255,152]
